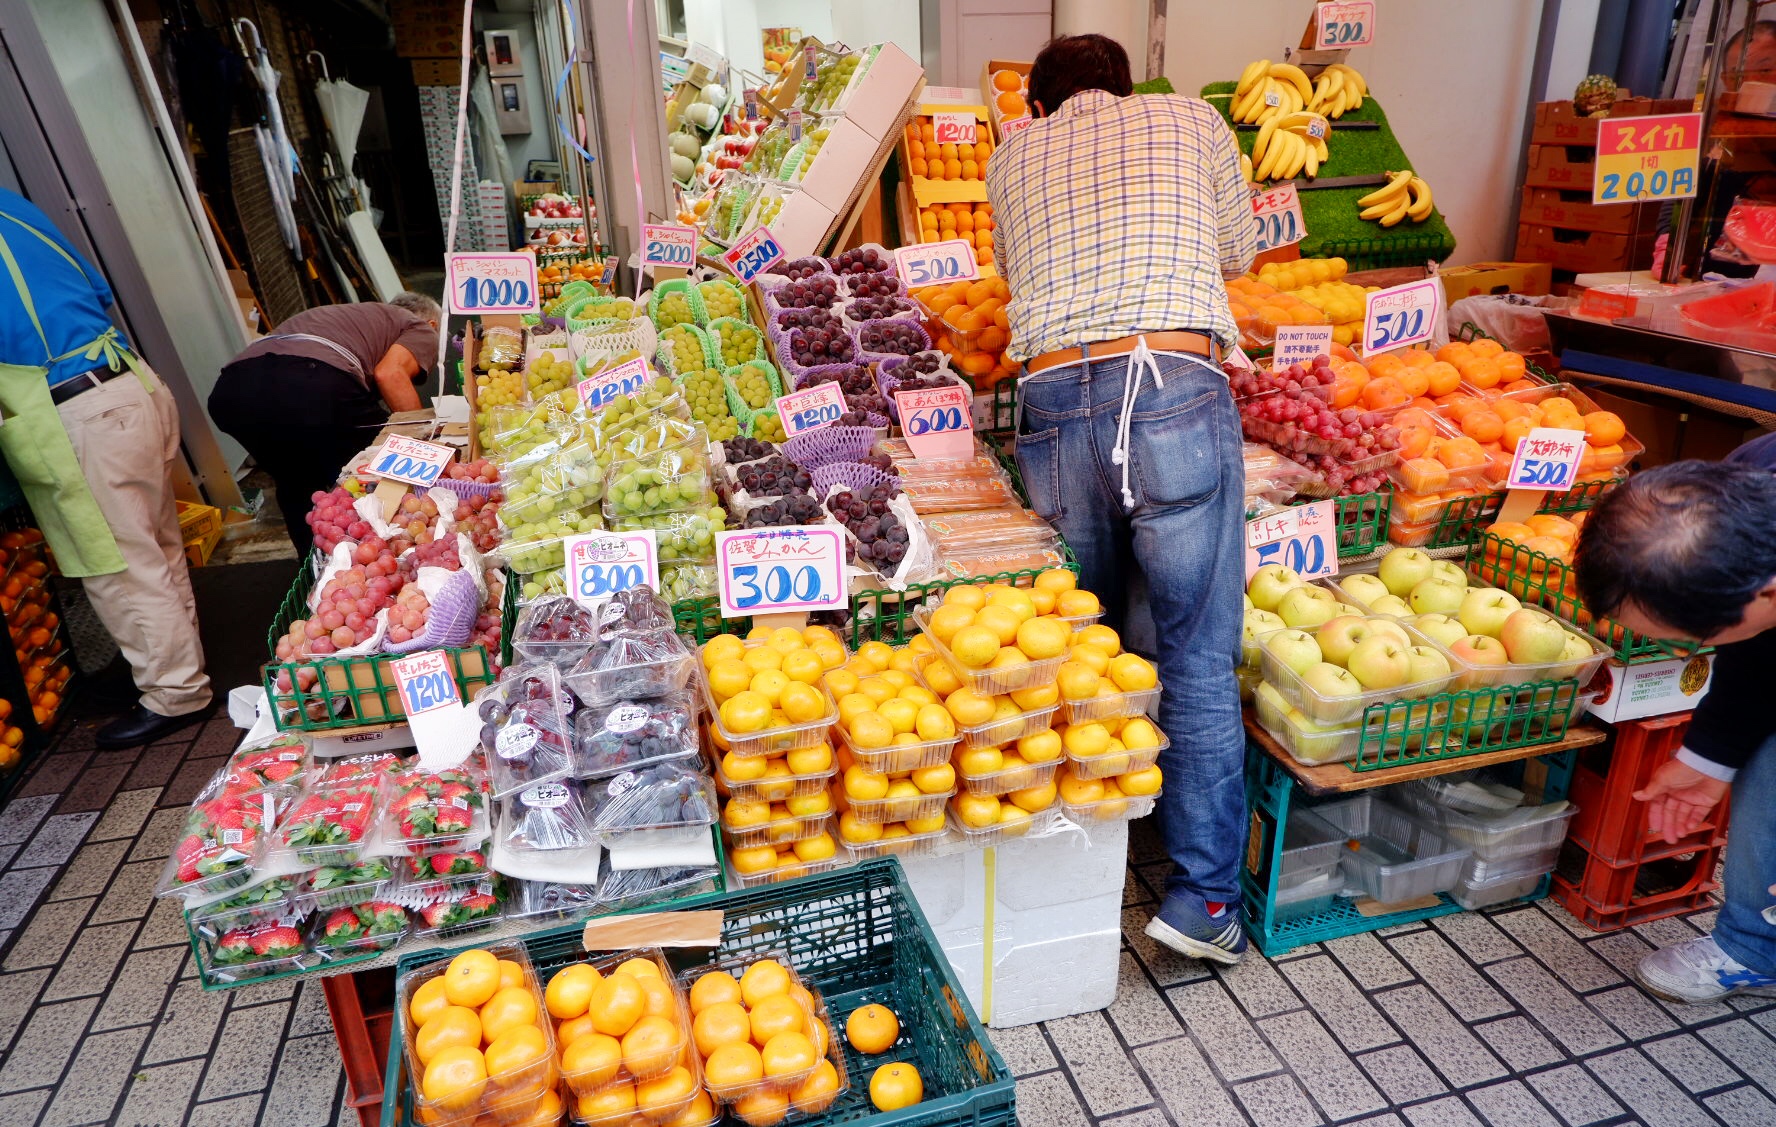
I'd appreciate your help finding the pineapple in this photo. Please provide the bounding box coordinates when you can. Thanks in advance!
[1575,74,1619,117]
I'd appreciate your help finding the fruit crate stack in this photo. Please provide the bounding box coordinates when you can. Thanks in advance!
[0,525,75,797]
[1515,97,1690,276]
[1551,713,1728,931]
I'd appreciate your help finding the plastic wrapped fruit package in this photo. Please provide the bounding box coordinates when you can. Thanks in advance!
[506,877,600,921]
[276,784,382,868]
[603,452,716,521]
[499,778,595,853]
[315,752,408,793]
[154,790,284,902]
[308,900,409,957]
[564,589,696,706]
[215,734,309,797]
[513,595,600,669]
[597,860,719,912]
[298,857,395,913]
[609,507,725,565]
[574,691,699,778]
[202,919,315,983]
[589,760,719,847]
[476,662,576,800]
[382,763,490,856]
[898,469,1019,513]
[922,507,1061,552]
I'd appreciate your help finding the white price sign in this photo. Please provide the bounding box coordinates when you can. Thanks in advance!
[895,385,973,461]
[641,224,697,269]
[1506,428,1587,492]
[1245,502,1337,580]
[722,225,786,283]
[684,40,722,74]
[894,240,978,288]
[1251,184,1305,251]
[715,527,847,618]
[577,357,651,410]
[774,381,846,439]
[389,650,479,767]
[1362,278,1441,355]
[933,112,978,145]
[1317,1,1376,48]
[565,531,659,606]
[366,435,455,488]
[447,253,540,315]
[1272,325,1336,368]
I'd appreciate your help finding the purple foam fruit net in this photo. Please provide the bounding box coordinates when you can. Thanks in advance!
[811,462,899,496]
[783,426,880,470]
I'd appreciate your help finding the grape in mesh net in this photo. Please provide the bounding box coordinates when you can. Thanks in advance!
[736,455,813,497]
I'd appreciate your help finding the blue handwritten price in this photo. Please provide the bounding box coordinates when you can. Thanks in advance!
[905,404,967,434]
[367,435,453,487]
[895,384,973,459]
[641,224,697,268]
[447,253,539,315]
[389,652,460,717]
[775,381,846,439]
[1251,184,1305,252]
[577,357,650,409]
[1316,1,1375,48]
[894,240,978,287]
[1245,501,1337,580]
[730,564,828,608]
[566,532,658,608]
[723,226,785,283]
[1506,427,1586,492]
[1362,279,1439,355]
[716,527,847,616]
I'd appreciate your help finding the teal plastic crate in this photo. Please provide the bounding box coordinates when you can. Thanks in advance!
[380,859,1016,1127]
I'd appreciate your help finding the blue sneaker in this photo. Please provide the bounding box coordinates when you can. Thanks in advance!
[1144,893,1247,965]
[1635,936,1776,1004]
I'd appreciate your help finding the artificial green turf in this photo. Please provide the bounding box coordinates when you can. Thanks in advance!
[1133,77,1176,95]
[1200,80,1457,267]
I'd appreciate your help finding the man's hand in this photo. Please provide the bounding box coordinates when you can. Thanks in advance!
[1633,759,1729,845]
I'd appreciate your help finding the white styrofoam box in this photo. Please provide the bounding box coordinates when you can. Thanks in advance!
[769,191,839,260]
[900,819,1127,1027]
[799,118,883,213]
[842,42,923,141]
[309,724,418,758]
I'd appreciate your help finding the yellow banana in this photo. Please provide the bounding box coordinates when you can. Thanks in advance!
[1379,193,1411,227]
[1406,177,1434,221]
[1329,64,1365,108]
[1270,62,1314,104]
[1240,152,1254,184]
[1359,197,1398,220]
[1254,130,1285,181]
[1304,144,1320,180]
[1272,133,1296,180]
[1357,169,1413,208]
[1253,116,1280,164]
[1312,135,1329,163]
[1236,59,1270,98]
[1285,133,1308,180]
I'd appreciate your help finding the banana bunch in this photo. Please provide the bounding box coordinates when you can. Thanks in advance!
[1252,112,1330,182]
[1308,63,1368,119]
[1232,60,1314,126]
[1357,170,1435,227]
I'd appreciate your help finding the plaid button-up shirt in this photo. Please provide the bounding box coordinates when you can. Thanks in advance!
[984,89,1256,361]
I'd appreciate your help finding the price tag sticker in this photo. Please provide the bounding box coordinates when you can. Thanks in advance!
[999,115,1036,139]
[1251,184,1306,251]
[577,356,651,410]
[1264,90,1282,108]
[894,239,979,288]
[1245,501,1337,580]
[599,256,618,287]
[684,40,722,74]
[565,531,660,607]
[447,253,540,315]
[389,650,477,767]
[1506,428,1587,491]
[895,384,973,460]
[787,108,804,142]
[921,85,974,105]
[641,224,698,269]
[743,87,759,121]
[723,225,786,283]
[774,381,846,439]
[1363,278,1440,355]
[1594,112,1702,203]
[804,43,818,81]
[933,112,978,145]
[366,434,455,488]
[1272,325,1336,368]
[1316,1,1376,48]
[715,527,847,617]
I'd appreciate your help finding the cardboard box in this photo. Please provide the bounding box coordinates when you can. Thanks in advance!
[800,118,883,213]
[839,41,923,141]
[1524,143,1597,191]
[1439,261,1553,303]
[768,188,839,260]
[1586,653,1715,723]
[411,58,461,86]
[1519,187,1659,235]
[979,58,1032,138]
[1530,97,1696,146]
[393,1,460,58]
[1515,224,1653,274]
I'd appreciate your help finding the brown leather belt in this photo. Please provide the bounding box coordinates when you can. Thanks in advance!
[1025,331,1216,375]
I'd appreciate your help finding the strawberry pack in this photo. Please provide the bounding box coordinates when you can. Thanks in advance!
[204,920,314,982]
[384,765,489,854]
[309,900,409,955]
[279,786,381,866]
[297,857,395,912]
[216,734,310,797]
[410,878,503,939]
[155,792,281,901]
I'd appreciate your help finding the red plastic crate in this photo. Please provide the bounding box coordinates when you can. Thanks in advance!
[1550,838,1723,932]
[323,967,397,1127]
[1566,713,1730,865]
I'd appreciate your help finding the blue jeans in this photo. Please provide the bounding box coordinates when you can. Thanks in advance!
[1015,348,1249,904]
[1716,733,1776,975]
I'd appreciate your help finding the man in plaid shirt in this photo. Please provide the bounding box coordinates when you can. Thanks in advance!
[987,34,1258,963]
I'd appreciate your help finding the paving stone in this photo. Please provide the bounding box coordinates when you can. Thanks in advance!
[224,972,299,1006]
[17,751,91,797]
[1233,1074,1324,1127]
[261,1032,345,1127]
[0,841,17,868]
[1465,1080,1560,1127]
[3,895,93,971]
[1212,950,1301,1019]
[142,975,227,1065]
[1375,922,1428,937]
[123,745,186,790]
[1128,814,1165,863]
[1134,1037,1247,1127]
[0,966,48,1055]
[1524,1065,1624,1127]
[984,1023,1056,1077]
[1356,1045,1447,1106]
[44,918,138,1001]
[192,715,242,758]
[94,946,185,1033]
[161,756,225,807]
[114,1059,205,1127]
[1472,1016,1561,1072]
[1726,993,1774,1014]
[1755,1008,1776,1038]
[1697,1019,1776,1092]
[0,995,99,1092]
[1122,906,1213,987]
[1257,1009,1388,1121]
[0,866,57,928]
[1275,954,1399,1052]
[1583,1047,1716,1127]
[127,807,186,863]
[1492,908,1622,993]
[1633,915,1702,949]
[1586,983,1681,1041]
[1482,957,1623,1056]
[1124,868,1154,907]
[1372,985,1508,1089]
[0,794,56,845]
[198,1000,291,1099]
[89,788,160,842]
[1401,1096,1483,1126]
[1346,1117,1405,1127]
[39,1023,150,1127]
[1641,1032,1741,1094]
[1098,1110,1172,1127]
[1012,1070,1092,1127]
[1651,993,1736,1027]
[1584,930,1654,978]
[1429,910,1522,965]
[48,837,130,901]
[1386,931,1512,1023]
[1041,1008,1152,1116]
[89,860,161,926]
[13,811,98,868]
[187,1093,264,1127]
[1168,978,1281,1082]
[1684,907,1718,933]
[1104,950,1182,1047]
[1323,932,1415,990]
[132,895,189,950]
[1706,1085,1776,1127]
[0,1090,50,1125]
[1531,897,1598,939]
[55,758,127,814]
[289,979,335,1038]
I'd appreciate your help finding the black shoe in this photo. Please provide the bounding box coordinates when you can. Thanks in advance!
[95,705,207,750]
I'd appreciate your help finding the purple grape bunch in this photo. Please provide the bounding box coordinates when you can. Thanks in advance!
[830,247,890,275]
[859,322,924,356]
[736,455,814,497]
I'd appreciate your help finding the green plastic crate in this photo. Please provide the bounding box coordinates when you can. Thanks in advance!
[1350,678,1586,771]
[1290,488,1389,559]
[379,860,1016,1127]
[1420,476,1621,551]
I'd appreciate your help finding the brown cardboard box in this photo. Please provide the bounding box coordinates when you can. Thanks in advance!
[1439,262,1553,303]
[1519,187,1659,235]
[1524,144,1597,191]
[1530,97,1696,146]
[1515,224,1653,273]
[979,58,1032,139]
[393,1,460,58]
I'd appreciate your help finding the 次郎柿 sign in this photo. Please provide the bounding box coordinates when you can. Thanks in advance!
[715,527,847,617]
[1245,501,1337,580]
[365,434,455,488]
[1593,112,1702,204]
[447,252,540,315]
[1506,428,1586,491]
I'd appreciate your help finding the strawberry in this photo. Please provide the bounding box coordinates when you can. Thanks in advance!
[174,834,206,864]
[249,925,304,958]
[433,803,472,835]
[260,760,301,783]
[459,892,498,919]
[322,908,365,943]
[420,901,464,929]
[176,859,201,884]
[212,929,255,965]
[363,902,407,934]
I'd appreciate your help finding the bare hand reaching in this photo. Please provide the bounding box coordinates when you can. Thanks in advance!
[1633,760,1729,845]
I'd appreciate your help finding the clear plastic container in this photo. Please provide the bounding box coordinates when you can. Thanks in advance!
[1280,806,1346,878]
[397,939,551,1127]
[295,863,393,913]
[564,633,696,709]
[1407,613,1610,691]
[216,736,311,797]
[721,810,832,851]
[1399,770,1525,815]
[1062,794,1156,823]
[1274,869,1347,921]
[588,764,718,848]
[714,756,837,803]
[307,900,409,957]
[1253,686,1365,766]
[154,791,282,902]
[912,607,1066,695]
[598,862,720,912]
[1065,740,1164,781]
[831,723,957,774]
[474,665,576,801]
[1388,787,1579,863]
[955,704,1058,750]
[672,951,848,1103]
[957,757,1059,796]
[842,824,953,859]
[696,658,837,756]
[841,786,953,825]
[1316,795,1471,903]
[199,919,316,984]
[1258,616,1454,727]
[511,596,602,669]
[382,766,490,856]
[189,872,299,918]
[1059,685,1162,725]
[1501,382,1646,475]
[573,693,699,779]
[409,878,503,941]
[188,894,297,941]
[556,947,694,1103]
[946,801,1062,845]
[728,856,845,887]
[1450,864,1549,910]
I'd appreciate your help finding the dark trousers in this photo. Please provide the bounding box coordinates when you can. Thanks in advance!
[208,354,385,557]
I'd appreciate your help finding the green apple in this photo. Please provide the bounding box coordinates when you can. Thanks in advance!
[1278,585,1340,629]
[1428,560,1469,588]
[1369,594,1413,618]
[1316,616,1374,665]
[1247,564,1304,612]
[1451,635,1510,667]
[1300,661,1362,699]
[1408,577,1467,617]
[1377,548,1434,597]
[1550,633,1595,679]
[1368,619,1412,647]
[1347,636,1413,689]
[1242,609,1287,668]
[1404,645,1452,694]
[1458,588,1522,637]
[1266,629,1324,676]
[1338,573,1391,608]
[1499,609,1568,664]
[1411,613,1467,650]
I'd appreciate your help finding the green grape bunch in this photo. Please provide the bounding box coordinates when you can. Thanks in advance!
[662,324,707,374]
[680,367,738,440]
[613,506,725,561]
[654,291,696,331]
[660,562,718,603]
[732,365,774,410]
[752,410,787,444]
[528,350,575,398]
[520,571,568,602]
[697,282,745,322]
[606,466,712,516]
[595,378,683,437]
[717,323,760,368]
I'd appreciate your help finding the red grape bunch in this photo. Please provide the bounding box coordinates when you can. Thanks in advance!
[775,257,831,282]
[385,585,433,646]
[452,493,503,554]
[827,484,909,568]
[446,458,501,483]
[829,247,890,275]
[306,487,371,555]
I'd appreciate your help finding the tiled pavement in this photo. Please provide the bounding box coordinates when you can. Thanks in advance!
[1,715,1773,1126]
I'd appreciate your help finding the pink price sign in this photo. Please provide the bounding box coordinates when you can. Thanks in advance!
[367,434,455,488]
[774,381,846,439]
[1245,501,1337,580]
[1506,427,1587,491]
[1362,278,1440,355]
[389,651,460,717]
[895,385,973,460]
[715,527,847,617]
[447,253,540,315]
[723,225,785,283]
[577,357,651,409]
[1316,1,1376,48]
[933,112,978,145]
[1251,183,1305,251]
[565,531,659,606]
[999,115,1036,139]
[641,223,698,269]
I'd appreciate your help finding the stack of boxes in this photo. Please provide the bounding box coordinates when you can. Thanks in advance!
[474,181,510,251]
[417,85,488,253]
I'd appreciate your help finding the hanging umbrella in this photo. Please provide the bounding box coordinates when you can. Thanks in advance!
[233,17,299,255]
[307,50,371,213]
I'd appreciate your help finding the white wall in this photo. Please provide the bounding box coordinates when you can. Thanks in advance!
[1546,0,1604,102]
[683,0,918,82]
[1053,0,1142,67]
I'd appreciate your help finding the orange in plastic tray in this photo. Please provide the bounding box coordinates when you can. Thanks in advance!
[938,545,1066,579]
[923,506,1055,548]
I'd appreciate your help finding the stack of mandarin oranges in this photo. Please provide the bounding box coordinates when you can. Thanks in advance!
[1476,512,1590,611]
[914,201,995,266]
[407,948,559,1127]
[911,276,1016,388]
[901,116,994,182]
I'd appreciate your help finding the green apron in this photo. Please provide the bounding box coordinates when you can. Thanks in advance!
[0,218,149,578]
